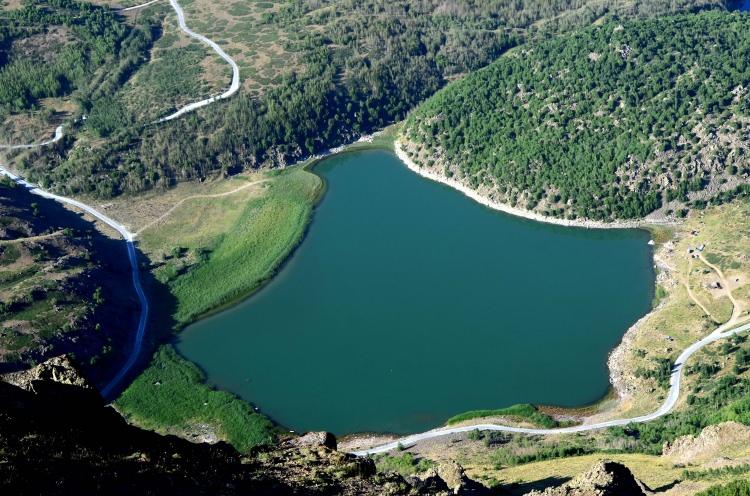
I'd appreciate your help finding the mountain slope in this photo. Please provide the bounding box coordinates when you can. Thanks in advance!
[402,11,750,222]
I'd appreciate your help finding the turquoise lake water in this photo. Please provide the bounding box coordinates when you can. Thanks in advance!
[177,149,654,435]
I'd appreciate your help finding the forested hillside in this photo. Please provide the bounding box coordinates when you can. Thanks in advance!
[3,0,731,198]
[0,0,153,116]
[402,11,750,221]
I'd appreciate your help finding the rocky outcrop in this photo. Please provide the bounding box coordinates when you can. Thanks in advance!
[2,355,89,391]
[408,469,451,494]
[663,422,750,466]
[284,431,338,450]
[0,356,483,495]
[526,461,650,496]
[435,460,488,495]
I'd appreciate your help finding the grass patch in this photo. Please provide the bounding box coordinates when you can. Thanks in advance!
[0,265,38,289]
[697,480,750,496]
[446,404,558,428]
[374,452,435,477]
[652,284,668,308]
[166,168,321,325]
[0,244,21,264]
[116,345,276,453]
[684,464,750,481]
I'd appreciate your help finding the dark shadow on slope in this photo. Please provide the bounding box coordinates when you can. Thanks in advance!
[501,476,572,495]
[652,480,680,492]
[0,182,178,395]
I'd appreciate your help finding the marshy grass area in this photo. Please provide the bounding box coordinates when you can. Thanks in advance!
[166,170,321,325]
[115,345,277,452]
[116,166,321,449]
[138,167,321,326]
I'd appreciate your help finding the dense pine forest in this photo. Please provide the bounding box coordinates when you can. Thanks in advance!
[1,0,734,199]
[402,11,750,220]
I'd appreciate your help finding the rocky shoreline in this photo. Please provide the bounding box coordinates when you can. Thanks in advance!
[394,140,674,230]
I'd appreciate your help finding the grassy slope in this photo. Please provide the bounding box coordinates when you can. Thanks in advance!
[484,453,682,494]
[618,200,750,417]
[116,167,321,451]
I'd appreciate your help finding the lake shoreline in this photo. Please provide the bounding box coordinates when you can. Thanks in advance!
[179,144,655,437]
[394,140,676,231]
[341,138,666,440]
[165,132,392,332]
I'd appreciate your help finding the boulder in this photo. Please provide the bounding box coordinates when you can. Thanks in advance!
[437,460,488,495]
[526,460,650,496]
[2,355,89,392]
[285,431,338,450]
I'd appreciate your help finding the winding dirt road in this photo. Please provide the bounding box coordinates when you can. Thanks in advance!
[0,0,240,395]
[0,126,64,150]
[117,0,161,13]
[157,0,241,122]
[353,319,750,456]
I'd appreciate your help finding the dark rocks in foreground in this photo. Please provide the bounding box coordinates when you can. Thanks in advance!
[0,356,480,495]
[0,356,652,495]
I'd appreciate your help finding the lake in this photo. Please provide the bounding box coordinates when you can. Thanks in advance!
[177,149,654,435]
